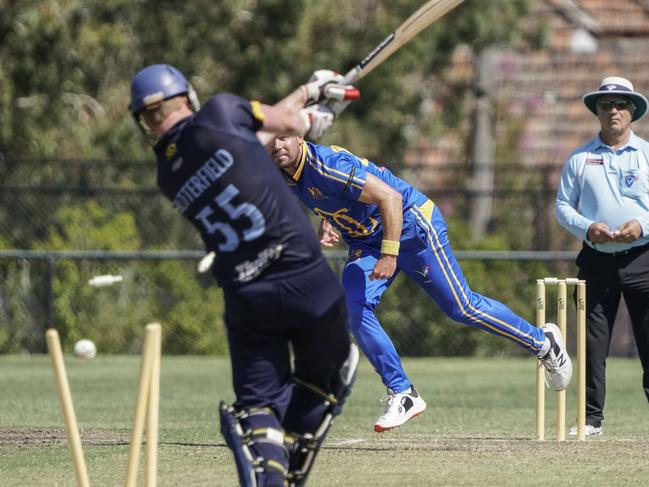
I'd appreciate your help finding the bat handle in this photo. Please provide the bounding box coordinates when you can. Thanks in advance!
[341,66,361,85]
[323,66,361,118]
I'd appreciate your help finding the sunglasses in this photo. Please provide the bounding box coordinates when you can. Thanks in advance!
[597,99,634,111]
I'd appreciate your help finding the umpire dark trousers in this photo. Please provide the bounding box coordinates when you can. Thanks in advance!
[576,242,649,427]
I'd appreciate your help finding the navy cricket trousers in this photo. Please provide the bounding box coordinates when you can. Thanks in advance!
[223,259,350,422]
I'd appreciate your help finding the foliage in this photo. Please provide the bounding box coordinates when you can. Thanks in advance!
[36,200,139,251]
[146,261,227,355]
[0,0,530,163]
[0,260,49,353]
[1,202,227,354]
[0,0,534,354]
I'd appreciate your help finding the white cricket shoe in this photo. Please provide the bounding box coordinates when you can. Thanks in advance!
[374,386,426,432]
[539,323,573,391]
[569,424,603,437]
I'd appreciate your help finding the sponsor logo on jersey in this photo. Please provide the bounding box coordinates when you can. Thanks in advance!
[234,243,284,283]
[314,207,378,238]
[625,174,638,187]
[585,158,603,165]
[172,157,184,172]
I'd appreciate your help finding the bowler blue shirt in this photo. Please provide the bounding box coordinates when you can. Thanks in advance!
[287,142,429,247]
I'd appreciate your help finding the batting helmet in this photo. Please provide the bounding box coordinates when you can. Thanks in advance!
[129,64,200,114]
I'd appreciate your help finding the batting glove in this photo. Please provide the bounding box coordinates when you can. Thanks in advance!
[327,99,353,117]
[299,104,335,139]
[303,69,360,106]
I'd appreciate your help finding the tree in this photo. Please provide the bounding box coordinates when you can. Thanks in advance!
[0,0,536,354]
[0,0,531,164]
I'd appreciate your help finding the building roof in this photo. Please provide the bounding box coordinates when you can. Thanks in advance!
[409,0,649,167]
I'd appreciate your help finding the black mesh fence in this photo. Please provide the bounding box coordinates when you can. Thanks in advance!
[0,251,225,355]
[0,159,638,357]
[0,251,639,359]
[1,159,570,252]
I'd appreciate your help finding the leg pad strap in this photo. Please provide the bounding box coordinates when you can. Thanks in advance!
[219,402,289,487]
[285,343,360,487]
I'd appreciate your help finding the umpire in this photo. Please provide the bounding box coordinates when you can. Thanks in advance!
[556,76,649,436]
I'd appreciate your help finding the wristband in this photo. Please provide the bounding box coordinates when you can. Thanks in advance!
[380,240,400,256]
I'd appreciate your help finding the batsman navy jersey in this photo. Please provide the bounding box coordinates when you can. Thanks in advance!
[288,141,429,246]
[153,93,324,287]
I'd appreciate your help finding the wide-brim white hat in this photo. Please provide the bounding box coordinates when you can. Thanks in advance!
[583,76,648,122]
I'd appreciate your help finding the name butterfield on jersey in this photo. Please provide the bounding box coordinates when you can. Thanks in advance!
[173,148,234,213]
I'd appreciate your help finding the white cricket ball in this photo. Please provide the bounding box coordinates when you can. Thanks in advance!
[197,252,216,273]
[73,339,97,360]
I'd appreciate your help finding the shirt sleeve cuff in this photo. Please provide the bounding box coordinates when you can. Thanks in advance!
[637,215,649,237]
[249,100,266,124]
[579,220,593,242]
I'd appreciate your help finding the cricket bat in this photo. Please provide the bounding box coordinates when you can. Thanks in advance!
[342,0,466,85]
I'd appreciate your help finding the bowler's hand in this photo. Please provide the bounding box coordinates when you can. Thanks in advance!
[318,219,340,247]
[612,219,642,243]
[370,255,397,281]
[587,222,615,244]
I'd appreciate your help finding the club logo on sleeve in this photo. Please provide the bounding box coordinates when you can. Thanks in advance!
[165,143,177,159]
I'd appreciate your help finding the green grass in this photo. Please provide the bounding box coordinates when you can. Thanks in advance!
[1,354,648,486]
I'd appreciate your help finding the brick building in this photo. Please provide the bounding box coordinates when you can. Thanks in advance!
[409,0,649,168]
[405,0,648,356]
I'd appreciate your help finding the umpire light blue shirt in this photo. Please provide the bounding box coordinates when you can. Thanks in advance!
[556,131,649,253]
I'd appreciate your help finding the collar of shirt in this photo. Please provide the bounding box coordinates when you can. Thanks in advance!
[590,130,640,153]
[153,117,191,156]
[286,140,309,184]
